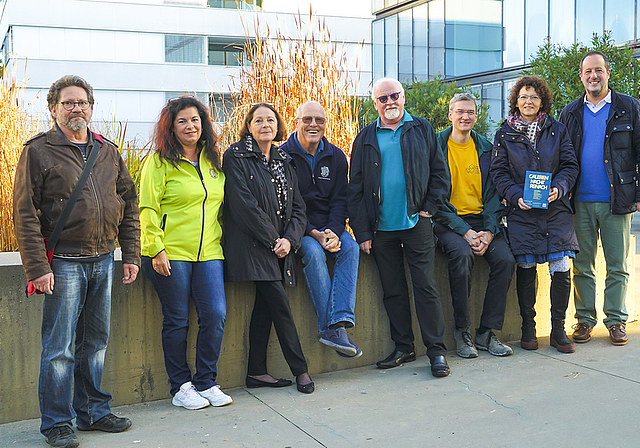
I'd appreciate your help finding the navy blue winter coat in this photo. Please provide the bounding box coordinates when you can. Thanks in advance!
[280,134,349,237]
[490,115,579,257]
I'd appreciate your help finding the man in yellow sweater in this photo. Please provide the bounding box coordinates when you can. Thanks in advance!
[434,93,515,358]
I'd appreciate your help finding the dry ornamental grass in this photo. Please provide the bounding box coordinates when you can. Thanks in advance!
[0,66,40,252]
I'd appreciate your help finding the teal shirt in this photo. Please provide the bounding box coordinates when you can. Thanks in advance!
[376,113,419,231]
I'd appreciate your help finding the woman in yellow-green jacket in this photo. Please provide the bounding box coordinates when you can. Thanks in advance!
[139,96,232,411]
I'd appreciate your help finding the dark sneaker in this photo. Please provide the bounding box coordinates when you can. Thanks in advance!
[319,327,358,356]
[335,335,363,359]
[77,413,132,433]
[475,330,513,356]
[45,425,79,448]
[453,327,478,358]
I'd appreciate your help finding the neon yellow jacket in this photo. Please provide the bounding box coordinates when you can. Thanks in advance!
[139,151,224,261]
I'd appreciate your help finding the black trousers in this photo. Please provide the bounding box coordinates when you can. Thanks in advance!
[372,217,447,360]
[434,215,515,331]
[247,280,308,377]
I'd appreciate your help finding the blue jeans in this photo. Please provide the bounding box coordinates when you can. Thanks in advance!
[141,258,226,396]
[39,253,114,435]
[297,231,359,333]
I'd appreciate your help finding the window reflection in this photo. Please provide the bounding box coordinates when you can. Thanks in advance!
[605,0,634,44]
[429,0,445,77]
[445,0,502,77]
[525,0,548,62]
[576,0,604,44]
[550,0,575,45]
[503,0,524,68]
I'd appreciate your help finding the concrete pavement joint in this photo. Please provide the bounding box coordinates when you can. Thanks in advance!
[457,380,523,416]
[530,350,640,385]
[242,388,328,447]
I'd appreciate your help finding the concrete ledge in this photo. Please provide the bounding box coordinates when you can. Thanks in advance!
[0,237,634,424]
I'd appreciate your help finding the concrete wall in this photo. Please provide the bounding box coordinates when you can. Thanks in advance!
[0,239,635,424]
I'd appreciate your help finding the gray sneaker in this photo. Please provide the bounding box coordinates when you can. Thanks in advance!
[319,327,358,356]
[475,330,513,357]
[454,327,478,358]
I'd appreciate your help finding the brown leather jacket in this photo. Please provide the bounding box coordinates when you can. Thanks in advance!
[13,124,141,282]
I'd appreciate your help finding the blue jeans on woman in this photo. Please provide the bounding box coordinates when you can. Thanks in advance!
[141,258,226,396]
[297,231,359,333]
[39,253,114,435]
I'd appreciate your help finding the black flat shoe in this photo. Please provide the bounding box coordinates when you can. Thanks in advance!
[245,376,293,388]
[430,355,450,378]
[376,350,416,369]
[296,378,315,394]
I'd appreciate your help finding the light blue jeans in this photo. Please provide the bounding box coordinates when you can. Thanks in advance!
[298,231,359,333]
[39,253,114,435]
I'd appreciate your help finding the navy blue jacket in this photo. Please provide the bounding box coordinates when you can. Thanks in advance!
[348,114,450,244]
[281,134,349,237]
[490,115,579,256]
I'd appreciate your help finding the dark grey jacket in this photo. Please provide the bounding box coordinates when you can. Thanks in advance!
[558,89,640,214]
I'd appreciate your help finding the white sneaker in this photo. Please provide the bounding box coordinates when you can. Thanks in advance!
[198,385,233,407]
[172,381,210,410]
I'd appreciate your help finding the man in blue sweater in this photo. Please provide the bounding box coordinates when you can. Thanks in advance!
[281,101,362,359]
[559,51,640,346]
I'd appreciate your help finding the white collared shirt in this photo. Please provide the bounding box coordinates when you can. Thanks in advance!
[584,89,612,113]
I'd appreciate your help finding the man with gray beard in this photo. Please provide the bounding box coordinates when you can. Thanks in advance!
[348,78,452,377]
[13,75,140,447]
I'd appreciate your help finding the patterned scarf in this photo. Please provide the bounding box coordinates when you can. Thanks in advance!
[507,112,547,148]
[245,135,288,219]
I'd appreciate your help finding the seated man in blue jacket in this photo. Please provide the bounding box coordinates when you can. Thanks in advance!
[281,101,362,359]
[434,93,515,358]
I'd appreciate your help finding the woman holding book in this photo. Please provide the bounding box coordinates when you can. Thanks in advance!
[490,76,579,354]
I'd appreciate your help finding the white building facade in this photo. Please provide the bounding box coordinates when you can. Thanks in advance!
[0,0,372,140]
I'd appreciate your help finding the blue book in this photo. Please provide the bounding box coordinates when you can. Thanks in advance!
[523,171,551,209]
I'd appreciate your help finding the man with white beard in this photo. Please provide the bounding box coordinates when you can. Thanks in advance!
[348,78,452,378]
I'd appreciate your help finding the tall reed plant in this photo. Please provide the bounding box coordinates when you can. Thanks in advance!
[0,66,40,252]
[218,10,364,157]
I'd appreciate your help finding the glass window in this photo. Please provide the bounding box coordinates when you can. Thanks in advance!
[429,0,445,77]
[550,0,575,46]
[413,3,428,81]
[373,20,385,81]
[384,15,398,79]
[209,93,234,122]
[445,0,502,77]
[576,0,604,44]
[605,0,634,44]
[482,81,502,127]
[207,0,262,10]
[373,0,385,14]
[503,0,524,68]
[384,0,398,8]
[165,35,205,63]
[208,39,246,66]
[503,78,517,117]
[525,0,548,62]
[399,9,413,82]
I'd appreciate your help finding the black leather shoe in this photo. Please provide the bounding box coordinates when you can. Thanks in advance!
[376,350,416,369]
[430,355,450,378]
[296,376,315,394]
[246,376,293,388]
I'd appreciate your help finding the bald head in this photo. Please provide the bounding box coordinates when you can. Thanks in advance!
[295,101,326,154]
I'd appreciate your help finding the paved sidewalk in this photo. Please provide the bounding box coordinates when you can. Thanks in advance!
[2,322,639,448]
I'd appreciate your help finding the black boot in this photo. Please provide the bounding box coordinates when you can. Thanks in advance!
[549,270,575,353]
[517,266,538,350]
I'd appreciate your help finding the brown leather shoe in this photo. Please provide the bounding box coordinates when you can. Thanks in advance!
[572,322,593,343]
[608,323,628,346]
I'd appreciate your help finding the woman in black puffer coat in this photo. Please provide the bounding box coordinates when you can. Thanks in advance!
[490,76,579,354]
